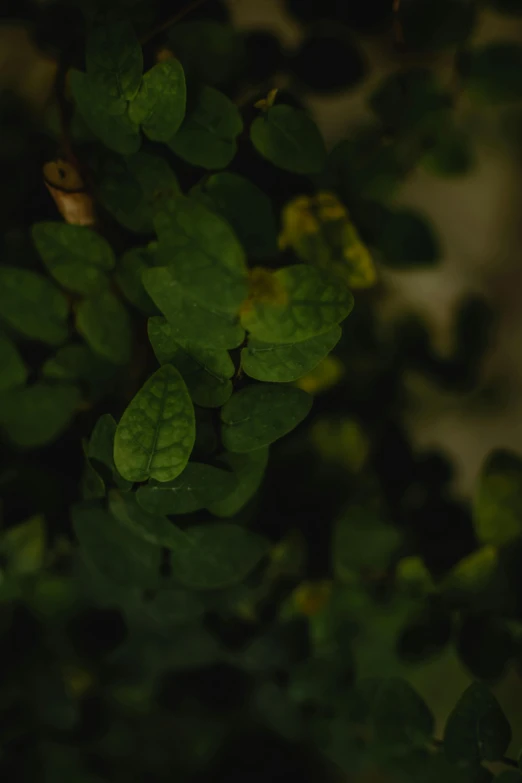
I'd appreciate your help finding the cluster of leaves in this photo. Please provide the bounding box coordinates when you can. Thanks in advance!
[2,0,522,781]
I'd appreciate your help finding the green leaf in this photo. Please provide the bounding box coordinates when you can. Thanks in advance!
[72,503,160,588]
[0,266,68,346]
[76,289,132,365]
[221,384,312,452]
[0,516,45,575]
[86,20,143,100]
[87,414,132,492]
[192,172,278,259]
[95,150,180,233]
[462,43,522,103]
[70,69,141,155]
[374,208,441,268]
[136,462,237,515]
[0,332,27,392]
[116,246,159,315]
[169,523,270,589]
[143,267,244,350]
[32,222,115,295]
[81,456,106,501]
[168,85,243,170]
[139,586,205,626]
[444,683,511,764]
[0,383,80,447]
[241,265,354,344]
[250,105,327,174]
[242,327,341,382]
[42,343,116,399]
[367,678,434,750]
[108,490,187,549]
[114,364,196,483]
[474,450,522,547]
[420,123,474,178]
[207,448,269,517]
[167,21,245,87]
[148,316,234,408]
[154,196,248,312]
[128,60,186,141]
[333,507,401,578]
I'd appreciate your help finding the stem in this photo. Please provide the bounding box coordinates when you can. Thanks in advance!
[140,0,213,45]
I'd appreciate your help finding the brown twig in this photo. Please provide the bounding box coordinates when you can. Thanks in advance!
[140,0,213,46]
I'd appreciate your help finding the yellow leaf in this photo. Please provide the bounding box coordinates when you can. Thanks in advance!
[292,580,332,617]
[254,87,279,111]
[43,159,96,227]
[295,355,344,395]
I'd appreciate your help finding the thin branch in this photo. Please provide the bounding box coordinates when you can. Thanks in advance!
[140,0,213,45]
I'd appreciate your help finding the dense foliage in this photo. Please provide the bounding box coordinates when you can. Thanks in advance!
[3,0,522,781]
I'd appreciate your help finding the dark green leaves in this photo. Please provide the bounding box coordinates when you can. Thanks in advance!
[241,266,353,343]
[221,385,312,452]
[462,43,522,103]
[86,414,132,492]
[114,364,195,483]
[366,678,435,749]
[374,208,441,268]
[444,683,511,764]
[242,327,341,382]
[0,383,79,447]
[116,246,158,314]
[169,523,269,590]
[250,105,327,174]
[167,21,245,86]
[76,289,132,365]
[208,448,269,517]
[109,491,186,549]
[473,450,522,547]
[144,267,244,350]
[148,317,234,408]
[32,222,115,295]
[86,21,142,100]
[333,508,401,578]
[154,197,248,312]
[136,462,237,515]
[72,504,160,588]
[70,69,141,155]
[169,85,243,169]
[128,60,186,141]
[0,333,27,391]
[0,267,68,346]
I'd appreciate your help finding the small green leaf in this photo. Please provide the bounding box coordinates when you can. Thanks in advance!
[128,60,186,141]
[32,222,115,295]
[114,364,196,483]
[0,383,80,447]
[87,414,132,492]
[241,265,353,344]
[76,289,132,365]
[462,43,522,103]
[81,456,106,501]
[169,85,243,170]
[108,490,187,549]
[250,105,327,174]
[70,69,141,155]
[72,504,160,588]
[333,507,401,578]
[148,316,234,408]
[0,332,27,392]
[95,150,180,233]
[143,267,244,350]
[154,196,247,313]
[136,462,237,515]
[444,683,511,764]
[242,327,341,382]
[0,266,68,346]
[169,523,270,590]
[221,384,312,452]
[86,20,143,100]
[192,172,278,259]
[0,516,45,575]
[116,246,159,315]
[207,448,269,517]
[474,450,522,547]
[367,678,434,749]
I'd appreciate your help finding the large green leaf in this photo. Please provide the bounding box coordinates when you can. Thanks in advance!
[114,364,195,483]
[86,20,143,100]
[0,383,80,447]
[241,265,354,344]
[143,267,244,350]
[70,69,141,155]
[154,197,248,312]
[366,678,434,749]
[192,172,278,259]
[168,85,243,169]
[0,332,27,392]
[444,683,511,764]
[221,384,312,452]
[474,450,522,547]
[250,105,326,174]
[72,504,160,588]
[242,327,341,382]
[169,523,270,590]
[207,448,269,517]
[148,316,234,408]
[116,246,159,315]
[32,222,115,295]
[87,414,132,492]
[136,462,237,515]
[76,289,132,365]
[108,490,187,549]
[0,266,69,346]
[128,60,186,142]
[462,43,522,103]
[95,150,180,233]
